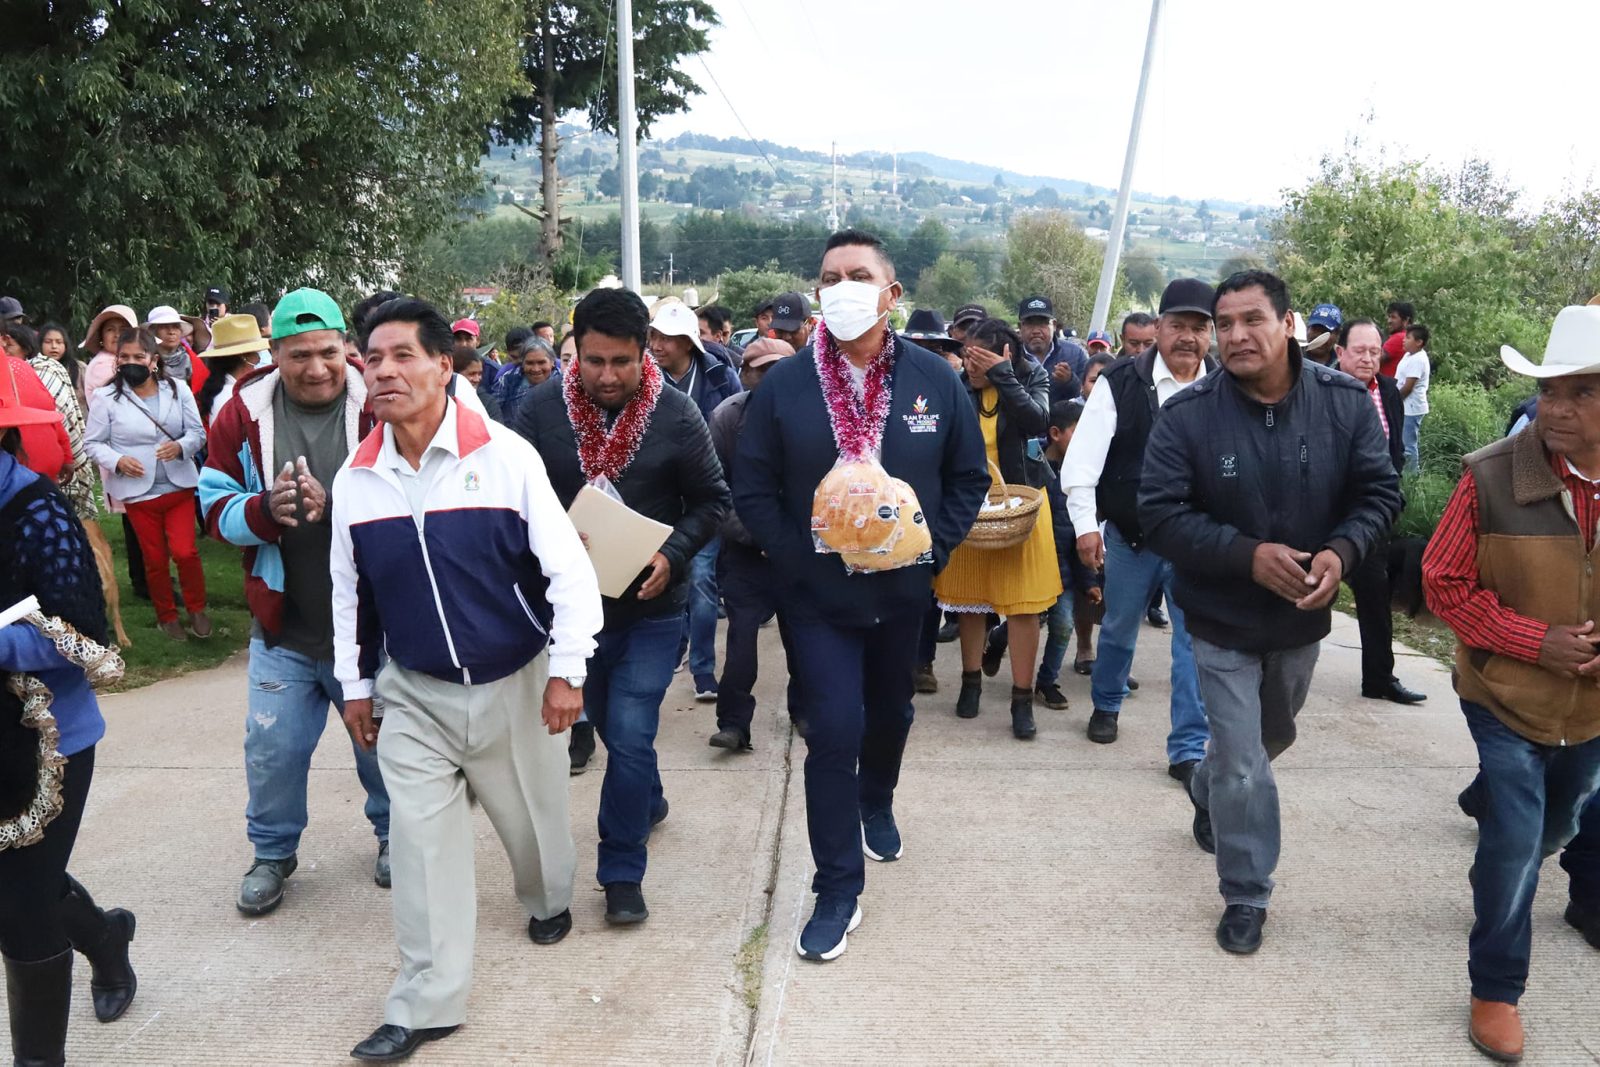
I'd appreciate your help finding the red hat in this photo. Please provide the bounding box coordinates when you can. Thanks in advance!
[450,319,481,340]
[0,358,65,429]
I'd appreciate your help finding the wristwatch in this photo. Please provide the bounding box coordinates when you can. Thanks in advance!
[561,675,586,689]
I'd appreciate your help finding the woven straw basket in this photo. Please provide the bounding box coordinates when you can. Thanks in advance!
[964,459,1042,550]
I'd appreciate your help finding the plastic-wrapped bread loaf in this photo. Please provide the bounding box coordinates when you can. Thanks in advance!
[811,459,899,554]
[842,478,930,572]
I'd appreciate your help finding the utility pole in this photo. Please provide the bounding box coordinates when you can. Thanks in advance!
[891,152,898,199]
[616,0,642,291]
[828,142,840,231]
[1090,0,1162,333]
[667,252,674,288]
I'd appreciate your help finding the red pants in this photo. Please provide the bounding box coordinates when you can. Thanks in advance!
[125,489,206,624]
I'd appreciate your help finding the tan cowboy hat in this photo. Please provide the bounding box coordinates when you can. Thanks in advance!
[202,314,270,360]
[1500,305,1600,379]
[79,305,138,351]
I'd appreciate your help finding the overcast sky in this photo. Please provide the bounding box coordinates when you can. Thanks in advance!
[641,0,1597,208]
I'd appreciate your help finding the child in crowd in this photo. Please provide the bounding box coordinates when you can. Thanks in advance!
[1034,401,1103,705]
[1396,323,1431,471]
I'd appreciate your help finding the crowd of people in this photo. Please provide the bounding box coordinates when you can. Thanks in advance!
[0,231,1596,1066]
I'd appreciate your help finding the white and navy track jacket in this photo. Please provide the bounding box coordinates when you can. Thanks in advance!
[331,399,602,700]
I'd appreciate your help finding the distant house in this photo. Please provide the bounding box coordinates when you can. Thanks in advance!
[1083,227,1109,239]
[462,286,500,306]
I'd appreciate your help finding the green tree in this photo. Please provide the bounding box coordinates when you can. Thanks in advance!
[495,0,717,271]
[1270,153,1544,385]
[0,0,522,324]
[713,263,810,326]
[1121,252,1165,305]
[1216,253,1265,281]
[900,217,951,283]
[1527,188,1600,309]
[915,253,981,315]
[999,211,1116,330]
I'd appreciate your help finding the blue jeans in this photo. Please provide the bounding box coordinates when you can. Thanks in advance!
[244,639,389,859]
[681,537,720,679]
[1089,523,1209,763]
[787,608,920,901]
[1461,700,1600,1003]
[1402,413,1423,471]
[586,613,682,885]
[1562,791,1600,906]
[1036,589,1073,688]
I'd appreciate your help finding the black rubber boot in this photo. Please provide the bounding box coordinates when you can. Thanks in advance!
[57,874,137,1023]
[955,670,982,719]
[1009,686,1037,740]
[5,948,72,1066]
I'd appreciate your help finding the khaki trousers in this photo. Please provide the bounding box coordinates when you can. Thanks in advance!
[375,653,574,1028]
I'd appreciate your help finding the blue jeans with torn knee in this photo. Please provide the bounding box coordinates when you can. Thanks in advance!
[244,638,390,860]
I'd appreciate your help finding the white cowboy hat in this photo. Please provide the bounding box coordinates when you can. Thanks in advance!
[143,305,194,338]
[1501,305,1600,378]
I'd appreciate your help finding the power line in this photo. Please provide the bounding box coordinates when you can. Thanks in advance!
[694,55,780,176]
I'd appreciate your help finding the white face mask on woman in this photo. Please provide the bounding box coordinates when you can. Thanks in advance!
[819,280,896,341]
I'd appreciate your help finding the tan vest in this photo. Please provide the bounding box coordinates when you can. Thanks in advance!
[1453,429,1600,746]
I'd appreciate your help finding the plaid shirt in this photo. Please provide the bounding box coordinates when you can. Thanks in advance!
[1423,451,1600,663]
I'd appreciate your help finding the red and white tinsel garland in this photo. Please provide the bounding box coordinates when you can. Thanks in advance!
[562,352,664,483]
[813,320,895,461]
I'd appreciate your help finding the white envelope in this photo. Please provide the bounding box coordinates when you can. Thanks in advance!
[566,485,674,598]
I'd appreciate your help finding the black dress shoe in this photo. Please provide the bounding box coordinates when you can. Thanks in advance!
[1086,709,1118,744]
[1167,759,1199,787]
[604,882,648,925]
[351,1023,459,1062]
[1216,904,1266,954]
[708,728,751,751]
[569,722,596,776]
[1186,774,1215,855]
[528,909,572,945]
[936,619,959,643]
[1146,604,1168,628]
[1009,687,1037,740]
[1363,678,1427,704]
[1566,900,1600,950]
[57,875,137,1023]
[955,670,981,719]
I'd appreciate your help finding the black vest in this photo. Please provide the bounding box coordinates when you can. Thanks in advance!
[1094,350,1215,548]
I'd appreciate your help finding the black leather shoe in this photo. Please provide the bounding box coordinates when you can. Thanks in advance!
[569,722,596,776]
[1168,759,1199,788]
[350,1023,459,1062]
[604,882,648,925]
[1186,774,1215,855]
[936,620,959,643]
[57,875,137,1023]
[1216,904,1266,954]
[237,855,298,916]
[1009,687,1037,740]
[955,671,981,719]
[708,728,751,751]
[1363,678,1427,704]
[981,624,1007,677]
[1146,604,1168,628]
[1086,709,1118,744]
[1566,900,1600,950]
[528,909,572,945]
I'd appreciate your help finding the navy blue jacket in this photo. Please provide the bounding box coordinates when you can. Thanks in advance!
[1038,337,1088,407]
[735,339,989,626]
[664,348,741,423]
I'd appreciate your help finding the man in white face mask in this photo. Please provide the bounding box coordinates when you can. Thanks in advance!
[734,230,989,962]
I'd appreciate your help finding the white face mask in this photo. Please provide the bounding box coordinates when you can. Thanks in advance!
[819,280,895,342]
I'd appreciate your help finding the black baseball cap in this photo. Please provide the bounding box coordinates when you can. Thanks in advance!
[1018,295,1054,321]
[1159,278,1214,318]
[768,292,811,332]
[754,295,777,317]
[952,303,987,328]
[205,286,229,305]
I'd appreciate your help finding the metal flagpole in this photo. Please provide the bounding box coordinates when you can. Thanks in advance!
[616,0,642,292]
[1089,0,1162,333]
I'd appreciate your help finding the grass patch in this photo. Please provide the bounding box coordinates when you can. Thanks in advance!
[734,922,768,1012]
[1333,586,1456,670]
[98,511,252,692]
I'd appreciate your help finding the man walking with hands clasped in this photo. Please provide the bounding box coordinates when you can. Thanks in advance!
[1139,271,1402,956]
[330,298,602,1062]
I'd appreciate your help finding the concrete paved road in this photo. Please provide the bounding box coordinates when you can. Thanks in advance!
[11,613,1598,1064]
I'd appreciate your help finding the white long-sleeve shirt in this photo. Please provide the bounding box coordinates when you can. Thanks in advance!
[1060,351,1207,536]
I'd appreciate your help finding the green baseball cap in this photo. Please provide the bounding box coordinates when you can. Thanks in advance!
[271,288,347,340]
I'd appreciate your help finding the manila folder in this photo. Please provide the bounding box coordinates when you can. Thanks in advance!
[567,485,674,599]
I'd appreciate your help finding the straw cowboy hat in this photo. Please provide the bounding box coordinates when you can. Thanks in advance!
[1500,305,1600,378]
[79,305,138,351]
[201,314,270,360]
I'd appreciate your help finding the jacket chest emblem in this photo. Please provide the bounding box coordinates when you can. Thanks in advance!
[903,395,940,434]
[1220,453,1239,478]
[464,470,481,492]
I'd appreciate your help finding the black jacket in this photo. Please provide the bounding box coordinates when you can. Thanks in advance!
[1095,348,1219,548]
[735,338,989,626]
[709,390,756,545]
[1138,343,1403,652]
[1374,373,1405,475]
[514,377,731,633]
[963,356,1051,489]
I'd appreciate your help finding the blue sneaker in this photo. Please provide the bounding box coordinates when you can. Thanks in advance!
[796,895,862,961]
[860,806,903,862]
